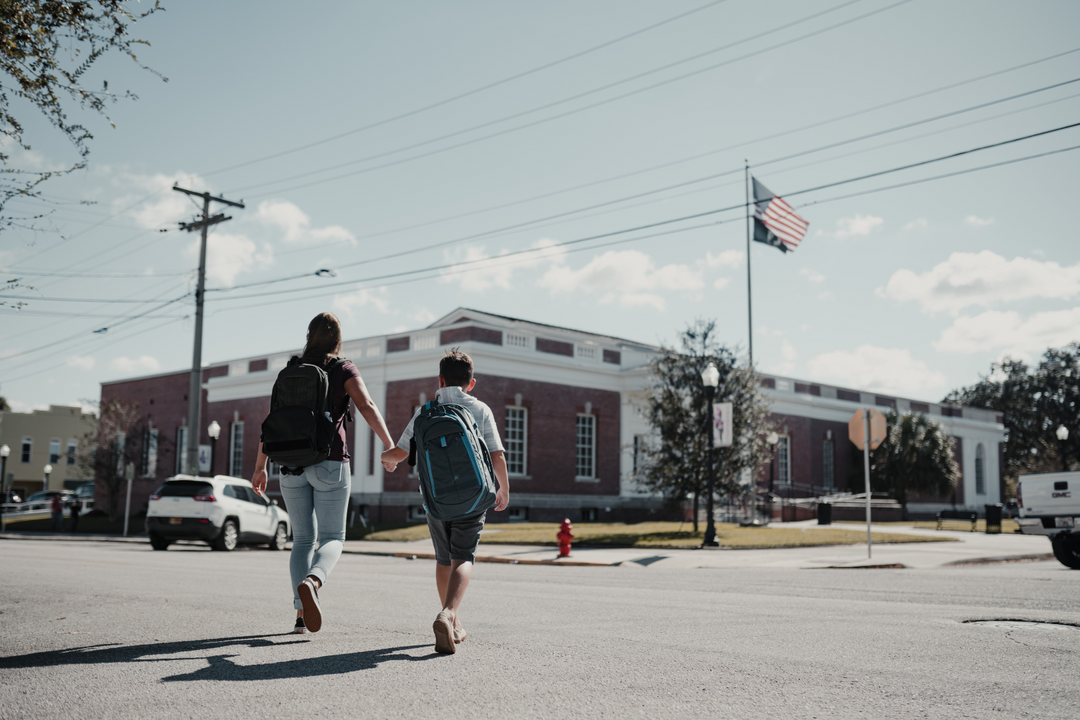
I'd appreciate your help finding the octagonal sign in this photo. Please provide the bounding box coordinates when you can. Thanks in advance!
[848,408,887,450]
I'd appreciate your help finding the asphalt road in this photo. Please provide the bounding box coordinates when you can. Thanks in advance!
[1,538,1078,720]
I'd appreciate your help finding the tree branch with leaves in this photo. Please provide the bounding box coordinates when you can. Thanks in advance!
[639,320,775,523]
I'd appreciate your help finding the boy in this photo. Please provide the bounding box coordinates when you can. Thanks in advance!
[381,349,509,654]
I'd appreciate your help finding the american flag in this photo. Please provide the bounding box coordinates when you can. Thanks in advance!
[752,177,809,253]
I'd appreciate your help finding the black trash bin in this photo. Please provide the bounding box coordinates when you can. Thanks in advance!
[985,503,1003,534]
[817,502,832,526]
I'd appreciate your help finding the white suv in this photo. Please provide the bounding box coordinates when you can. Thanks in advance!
[145,474,291,552]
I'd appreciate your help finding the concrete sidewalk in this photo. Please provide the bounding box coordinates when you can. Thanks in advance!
[340,521,1056,570]
[1,522,1056,569]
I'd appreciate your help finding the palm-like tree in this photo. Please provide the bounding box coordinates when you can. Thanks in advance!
[867,411,960,519]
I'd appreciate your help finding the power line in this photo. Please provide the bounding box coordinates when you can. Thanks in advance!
[209,128,1080,302]
[235,45,1080,263]
[1,317,188,386]
[203,0,734,177]
[213,102,1080,295]
[231,0,905,197]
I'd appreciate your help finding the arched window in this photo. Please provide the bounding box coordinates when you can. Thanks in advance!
[975,443,986,495]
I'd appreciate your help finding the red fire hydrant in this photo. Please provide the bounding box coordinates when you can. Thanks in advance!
[557,518,574,558]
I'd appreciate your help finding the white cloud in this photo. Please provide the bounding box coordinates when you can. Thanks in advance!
[881,251,1080,315]
[110,355,161,374]
[256,200,355,245]
[800,268,825,283]
[187,232,273,287]
[538,249,702,311]
[5,399,48,413]
[440,239,565,292]
[833,214,883,239]
[713,277,731,290]
[331,287,390,319]
[934,307,1080,356]
[964,215,994,227]
[807,345,946,397]
[903,218,928,231]
[705,250,743,269]
[772,339,798,375]
[118,172,209,230]
[65,355,95,371]
[410,307,437,325]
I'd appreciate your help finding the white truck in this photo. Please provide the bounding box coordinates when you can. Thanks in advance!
[1016,471,1080,569]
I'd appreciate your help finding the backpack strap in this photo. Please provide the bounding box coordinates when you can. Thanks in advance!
[408,438,417,467]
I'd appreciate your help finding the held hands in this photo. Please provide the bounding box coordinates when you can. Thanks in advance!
[381,460,397,473]
[251,468,267,495]
[495,486,509,512]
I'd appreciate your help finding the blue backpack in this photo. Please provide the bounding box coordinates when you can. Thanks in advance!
[408,399,497,521]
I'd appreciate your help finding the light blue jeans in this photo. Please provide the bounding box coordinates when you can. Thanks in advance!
[279,460,350,610]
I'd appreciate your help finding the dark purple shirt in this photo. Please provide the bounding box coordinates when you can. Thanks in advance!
[301,355,360,462]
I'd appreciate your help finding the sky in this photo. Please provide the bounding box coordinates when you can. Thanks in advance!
[2,0,1079,415]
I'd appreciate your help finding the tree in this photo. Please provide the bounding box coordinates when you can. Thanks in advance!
[1,1,165,231]
[77,398,166,521]
[944,344,1080,488]
[853,411,959,519]
[639,320,774,527]
[1034,344,1080,473]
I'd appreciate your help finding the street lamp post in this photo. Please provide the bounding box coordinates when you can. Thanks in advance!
[765,432,779,522]
[701,363,721,547]
[207,421,221,477]
[43,463,52,493]
[1,444,9,531]
[1057,425,1070,472]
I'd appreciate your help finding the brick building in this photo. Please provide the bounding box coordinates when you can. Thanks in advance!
[98,308,1005,522]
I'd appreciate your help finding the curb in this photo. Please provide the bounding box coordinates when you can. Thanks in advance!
[340,546,615,567]
[945,553,1055,566]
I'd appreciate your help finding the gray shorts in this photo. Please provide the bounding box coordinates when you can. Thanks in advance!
[426,511,486,565]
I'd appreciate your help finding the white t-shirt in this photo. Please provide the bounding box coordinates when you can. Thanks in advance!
[395,386,505,454]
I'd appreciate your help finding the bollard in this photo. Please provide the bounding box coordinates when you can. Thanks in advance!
[557,518,574,558]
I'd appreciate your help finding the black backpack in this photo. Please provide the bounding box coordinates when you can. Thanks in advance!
[261,356,350,472]
[408,399,497,521]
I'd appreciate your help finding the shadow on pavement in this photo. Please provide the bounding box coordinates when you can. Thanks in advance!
[159,644,437,682]
[0,634,306,670]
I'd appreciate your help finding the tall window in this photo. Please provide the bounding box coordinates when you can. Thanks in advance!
[576,414,595,479]
[505,407,527,476]
[175,426,188,475]
[975,443,986,495]
[49,439,61,464]
[633,435,647,476]
[230,422,244,477]
[367,429,375,476]
[141,428,158,478]
[20,437,32,463]
[66,440,78,466]
[823,438,834,491]
[114,433,125,479]
[777,435,791,486]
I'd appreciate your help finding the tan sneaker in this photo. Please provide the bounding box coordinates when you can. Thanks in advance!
[433,611,456,654]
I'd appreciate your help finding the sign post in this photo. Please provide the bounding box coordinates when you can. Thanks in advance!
[848,408,887,558]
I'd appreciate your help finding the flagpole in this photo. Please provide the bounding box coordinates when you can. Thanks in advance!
[745,161,753,366]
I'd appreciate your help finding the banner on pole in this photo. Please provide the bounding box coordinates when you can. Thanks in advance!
[713,402,733,447]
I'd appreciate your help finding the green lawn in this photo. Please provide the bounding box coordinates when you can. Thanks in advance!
[836,519,1020,534]
[364,521,956,548]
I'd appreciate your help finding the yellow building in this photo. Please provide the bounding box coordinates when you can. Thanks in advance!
[0,405,97,497]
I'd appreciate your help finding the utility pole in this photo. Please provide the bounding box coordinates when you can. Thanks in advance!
[174,186,244,477]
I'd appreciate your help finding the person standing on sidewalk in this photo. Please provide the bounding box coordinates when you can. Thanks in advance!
[252,312,395,635]
[50,494,63,532]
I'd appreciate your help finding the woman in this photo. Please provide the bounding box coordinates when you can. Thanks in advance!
[252,312,394,634]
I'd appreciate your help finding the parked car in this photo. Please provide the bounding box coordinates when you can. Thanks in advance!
[74,482,95,501]
[24,490,75,508]
[1016,471,1080,568]
[145,474,290,552]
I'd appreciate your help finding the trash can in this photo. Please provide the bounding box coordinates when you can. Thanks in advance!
[984,503,1003,534]
[817,502,832,526]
